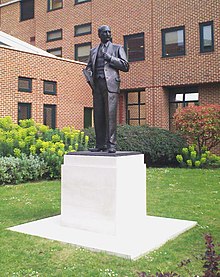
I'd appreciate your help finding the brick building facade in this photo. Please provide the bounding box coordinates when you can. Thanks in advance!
[0,36,93,129]
[0,0,219,131]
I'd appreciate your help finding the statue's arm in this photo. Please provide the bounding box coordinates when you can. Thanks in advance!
[108,46,129,72]
[83,51,94,90]
[86,51,93,73]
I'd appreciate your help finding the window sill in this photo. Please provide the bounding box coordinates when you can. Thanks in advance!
[161,54,186,59]
[47,7,63,12]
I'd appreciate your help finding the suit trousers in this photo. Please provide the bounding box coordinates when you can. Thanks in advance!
[93,77,118,149]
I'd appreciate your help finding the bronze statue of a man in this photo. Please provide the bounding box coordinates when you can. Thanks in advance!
[84,25,129,153]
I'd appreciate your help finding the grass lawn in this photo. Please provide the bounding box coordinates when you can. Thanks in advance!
[0,168,219,277]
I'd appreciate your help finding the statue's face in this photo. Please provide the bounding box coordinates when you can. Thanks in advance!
[98,26,111,43]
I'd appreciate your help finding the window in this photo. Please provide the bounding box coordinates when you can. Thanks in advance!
[124,33,145,62]
[84,107,93,128]
[47,47,62,57]
[74,23,91,37]
[18,103,31,123]
[200,21,214,53]
[44,80,57,95]
[162,26,185,57]
[20,0,34,21]
[169,87,199,130]
[75,0,91,4]
[30,36,36,45]
[75,43,91,62]
[18,77,32,92]
[44,104,56,129]
[126,90,146,125]
[48,0,63,11]
[47,29,62,42]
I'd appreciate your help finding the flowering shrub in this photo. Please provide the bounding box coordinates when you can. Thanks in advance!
[174,105,220,154]
[176,145,220,168]
[0,117,89,181]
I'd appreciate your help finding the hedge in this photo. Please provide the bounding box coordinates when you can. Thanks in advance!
[84,125,187,166]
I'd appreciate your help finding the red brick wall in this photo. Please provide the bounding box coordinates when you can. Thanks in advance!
[153,0,220,87]
[199,83,220,105]
[0,0,219,131]
[0,46,92,129]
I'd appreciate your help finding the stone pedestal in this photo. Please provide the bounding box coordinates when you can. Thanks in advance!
[9,152,197,259]
[61,152,146,235]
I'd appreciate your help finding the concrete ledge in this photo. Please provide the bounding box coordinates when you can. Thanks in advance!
[8,215,197,260]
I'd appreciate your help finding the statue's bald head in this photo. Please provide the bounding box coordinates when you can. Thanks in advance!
[98,25,112,43]
[98,25,111,36]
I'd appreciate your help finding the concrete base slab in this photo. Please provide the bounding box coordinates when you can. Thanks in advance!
[8,215,196,260]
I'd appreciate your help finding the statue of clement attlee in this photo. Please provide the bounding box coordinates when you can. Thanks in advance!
[83,25,129,153]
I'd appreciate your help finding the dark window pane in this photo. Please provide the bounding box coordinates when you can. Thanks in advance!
[203,25,212,46]
[200,21,214,53]
[84,107,93,128]
[139,119,146,126]
[44,81,57,95]
[75,0,91,4]
[48,0,63,11]
[47,29,62,42]
[75,23,91,36]
[169,90,199,131]
[126,90,146,125]
[30,36,36,45]
[44,105,56,129]
[129,120,140,126]
[47,47,62,57]
[128,105,139,118]
[162,27,185,57]
[18,103,31,122]
[75,43,91,62]
[18,77,32,92]
[124,33,144,62]
[128,92,138,103]
[20,0,34,21]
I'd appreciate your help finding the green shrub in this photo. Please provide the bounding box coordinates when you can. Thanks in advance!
[84,125,186,166]
[0,154,47,185]
[0,117,89,181]
[176,145,220,168]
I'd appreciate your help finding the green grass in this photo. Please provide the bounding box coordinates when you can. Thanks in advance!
[0,168,219,277]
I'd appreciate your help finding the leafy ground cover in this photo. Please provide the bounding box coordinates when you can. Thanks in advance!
[0,168,219,276]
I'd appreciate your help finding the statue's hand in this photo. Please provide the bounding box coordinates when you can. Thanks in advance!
[103,52,111,62]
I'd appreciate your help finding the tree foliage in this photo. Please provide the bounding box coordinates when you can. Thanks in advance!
[174,105,220,153]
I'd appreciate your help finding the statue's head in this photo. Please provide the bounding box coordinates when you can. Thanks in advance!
[98,25,111,43]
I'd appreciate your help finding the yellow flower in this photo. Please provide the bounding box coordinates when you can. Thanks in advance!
[14,148,21,157]
[30,145,36,155]
[57,150,63,157]
[50,147,56,153]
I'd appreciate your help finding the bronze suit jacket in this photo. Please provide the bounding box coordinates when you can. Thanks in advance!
[85,42,129,93]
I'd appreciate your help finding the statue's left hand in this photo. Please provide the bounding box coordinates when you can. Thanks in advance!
[103,52,112,62]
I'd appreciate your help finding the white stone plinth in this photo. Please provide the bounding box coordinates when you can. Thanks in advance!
[61,152,146,235]
[8,152,197,260]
